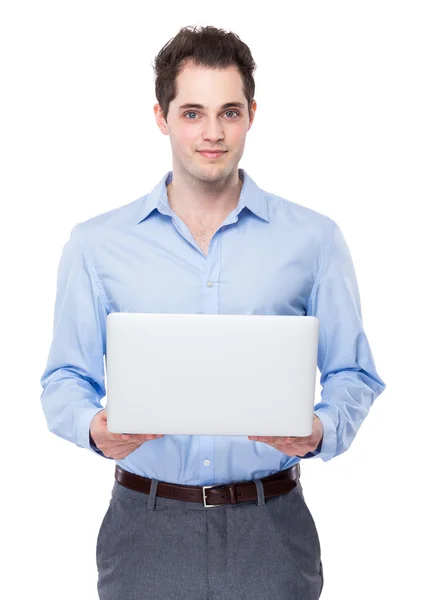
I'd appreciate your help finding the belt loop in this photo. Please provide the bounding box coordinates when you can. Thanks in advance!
[147,478,159,510]
[253,478,266,507]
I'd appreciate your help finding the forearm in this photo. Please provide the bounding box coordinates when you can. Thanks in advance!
[40,226,113,459]
[40,367,112,459]
[308,370,386,462]
[302,219,387,462]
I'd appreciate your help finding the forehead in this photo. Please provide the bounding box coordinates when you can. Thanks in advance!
[174,62,245,105]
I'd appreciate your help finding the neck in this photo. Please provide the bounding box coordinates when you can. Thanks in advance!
[166,167,243,222]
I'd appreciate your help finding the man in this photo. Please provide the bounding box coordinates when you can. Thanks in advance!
[40,25,386,600]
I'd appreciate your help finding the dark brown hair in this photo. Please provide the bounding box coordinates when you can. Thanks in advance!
[153,25,257,121]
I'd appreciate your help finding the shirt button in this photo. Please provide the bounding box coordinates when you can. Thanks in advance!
[203,459,211,466]
[206,281,214,288]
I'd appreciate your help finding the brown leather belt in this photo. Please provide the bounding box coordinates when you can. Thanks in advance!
[115,463,300,508]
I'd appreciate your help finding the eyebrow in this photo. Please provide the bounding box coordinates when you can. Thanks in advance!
[178,102,246,111]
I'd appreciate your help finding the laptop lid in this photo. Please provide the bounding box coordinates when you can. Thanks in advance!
[105,313,319,437]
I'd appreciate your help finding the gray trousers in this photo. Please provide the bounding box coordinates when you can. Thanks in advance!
[96,473,324,600]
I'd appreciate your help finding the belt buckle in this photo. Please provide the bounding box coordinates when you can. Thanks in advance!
[202,484,221,508]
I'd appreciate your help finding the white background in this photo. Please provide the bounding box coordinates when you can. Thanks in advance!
[1,1,421,598]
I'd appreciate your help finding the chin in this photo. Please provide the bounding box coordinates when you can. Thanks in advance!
[199,169,229,183]
[188,162,220,179]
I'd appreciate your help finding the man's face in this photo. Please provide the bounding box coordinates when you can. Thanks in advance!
[154,62,256,184]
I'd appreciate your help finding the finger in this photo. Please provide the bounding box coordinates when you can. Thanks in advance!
[105,436,163,450]
[101,440,140,452]
[103,429,130,441]
[120,433,164,440]
[272,441,314,455]
[249,436,297,443]
[248,436,310,453]
[115,433,148,441]
[114,439,141,447]
[113,449,138,460]
[106,433,161,443]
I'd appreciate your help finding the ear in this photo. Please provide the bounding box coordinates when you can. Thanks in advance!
[153,103,169,136]
[247,99,257,131]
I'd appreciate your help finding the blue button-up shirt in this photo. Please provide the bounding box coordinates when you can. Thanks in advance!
[39,168,386,485]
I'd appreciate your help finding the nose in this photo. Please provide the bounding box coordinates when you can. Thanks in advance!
[202,117,224,143]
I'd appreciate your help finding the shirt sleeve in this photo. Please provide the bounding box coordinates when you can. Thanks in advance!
[301,219,387,462]
[39,225,113,459]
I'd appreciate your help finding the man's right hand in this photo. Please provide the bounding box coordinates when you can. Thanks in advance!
[89,409,164,459]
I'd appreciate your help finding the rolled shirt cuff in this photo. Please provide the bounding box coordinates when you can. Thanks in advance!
[77,406,112,459]
[297,408,336,461]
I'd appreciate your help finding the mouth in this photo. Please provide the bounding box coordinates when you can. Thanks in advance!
[197,151,226,159]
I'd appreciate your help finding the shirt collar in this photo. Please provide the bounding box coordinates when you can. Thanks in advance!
[135,168,269,224]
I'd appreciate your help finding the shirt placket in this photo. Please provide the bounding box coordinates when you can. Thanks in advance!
[198,230,222,484]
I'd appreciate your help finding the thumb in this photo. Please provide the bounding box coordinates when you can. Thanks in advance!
[95,409,108,425]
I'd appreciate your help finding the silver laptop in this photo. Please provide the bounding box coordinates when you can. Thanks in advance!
[105,313,319,437]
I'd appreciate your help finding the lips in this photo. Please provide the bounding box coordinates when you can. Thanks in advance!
[198,151,226,158]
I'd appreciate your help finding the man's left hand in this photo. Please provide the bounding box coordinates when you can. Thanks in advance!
[248,414,323,457]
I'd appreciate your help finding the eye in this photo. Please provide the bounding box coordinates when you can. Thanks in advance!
[183,110,240,120]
